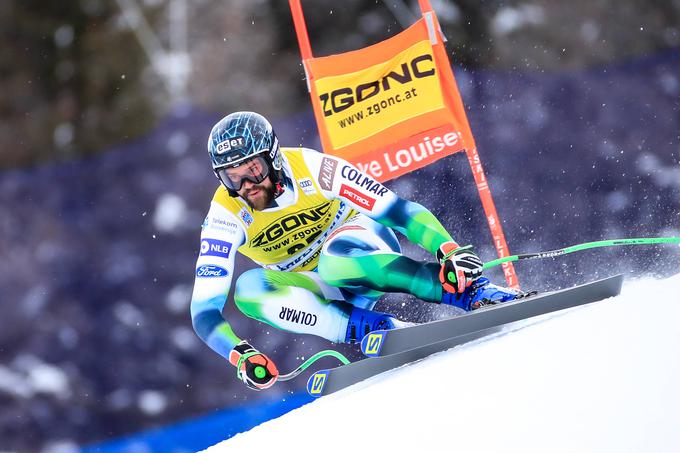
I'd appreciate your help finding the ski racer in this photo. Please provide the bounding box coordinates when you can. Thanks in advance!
[190,111,521,390]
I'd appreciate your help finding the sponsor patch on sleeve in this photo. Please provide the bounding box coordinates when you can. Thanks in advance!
[318,156,338,191]
[195,264,229,278]
[339,184,376,211]
[209,217,240,233]
[200,238,232,258]
[340,165,388,196]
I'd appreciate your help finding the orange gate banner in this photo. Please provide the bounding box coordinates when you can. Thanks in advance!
[290,0,519,288]
[305,15,473,182]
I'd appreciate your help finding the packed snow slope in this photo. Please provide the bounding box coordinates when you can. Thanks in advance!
[207,274,680,453]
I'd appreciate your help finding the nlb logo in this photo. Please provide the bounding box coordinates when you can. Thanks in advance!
[200,238,232,259]
[362,332,385,357]
[307,371,329,397]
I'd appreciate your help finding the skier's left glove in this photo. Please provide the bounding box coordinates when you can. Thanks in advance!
[437,241,484,293]
[229,341,279,391]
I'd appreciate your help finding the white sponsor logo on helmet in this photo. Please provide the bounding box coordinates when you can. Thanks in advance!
[269,136,278,159]
[215,137,245,155]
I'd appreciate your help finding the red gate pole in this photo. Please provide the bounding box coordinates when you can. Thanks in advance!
[418,0,520,289]
[465,147,520,289]
[289,0,313,59]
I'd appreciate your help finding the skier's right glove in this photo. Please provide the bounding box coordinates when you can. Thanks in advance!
[229,341,279,391]
[437,241,484,293]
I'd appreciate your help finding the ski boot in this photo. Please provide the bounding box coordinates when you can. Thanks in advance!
[440,276,522,311]
[344,306,412,344]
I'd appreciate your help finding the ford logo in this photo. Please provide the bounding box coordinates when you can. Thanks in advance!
[196,265,229,278]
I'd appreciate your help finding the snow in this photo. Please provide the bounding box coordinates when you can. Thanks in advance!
[166,131,190,156]
[153,192,188,232]
[165,283,193,314]
[491,5,545,37]
[137,390,168,416]
[206,274,680,453]
[0,355,72,399]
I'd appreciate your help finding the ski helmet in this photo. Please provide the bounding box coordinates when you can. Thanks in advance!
[207,111,282,196]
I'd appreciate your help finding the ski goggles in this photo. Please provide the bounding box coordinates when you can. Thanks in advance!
[216,154,270,192]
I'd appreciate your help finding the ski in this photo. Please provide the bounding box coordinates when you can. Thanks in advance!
[306,330,491,397]
[360,274,623,358]
[306,275,623,397]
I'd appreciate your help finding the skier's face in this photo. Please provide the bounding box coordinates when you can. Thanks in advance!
[237,174,275,211]
[218,155,276,210]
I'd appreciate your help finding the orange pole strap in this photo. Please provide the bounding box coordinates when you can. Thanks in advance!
[465,147,520,290]
[288,0,313,60]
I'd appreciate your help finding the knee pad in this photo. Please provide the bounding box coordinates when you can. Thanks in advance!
[234,268,269,317]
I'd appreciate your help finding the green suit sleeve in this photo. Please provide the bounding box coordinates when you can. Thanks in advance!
[379,198,453,255]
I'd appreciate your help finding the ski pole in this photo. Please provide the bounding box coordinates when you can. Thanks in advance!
[278,349,350,382]
[484,237,680,270]
[446,237,680,284]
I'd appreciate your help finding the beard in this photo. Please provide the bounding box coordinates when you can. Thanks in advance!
[242,181,277,210]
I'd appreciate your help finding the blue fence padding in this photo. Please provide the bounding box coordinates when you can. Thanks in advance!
[81,392,314,453]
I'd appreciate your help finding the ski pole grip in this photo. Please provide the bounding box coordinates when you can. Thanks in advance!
[440,244,473,285]
[253,365,267,379]
[235,351,260,380]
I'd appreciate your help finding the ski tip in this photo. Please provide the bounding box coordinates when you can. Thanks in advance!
[306,370,330,397]
[360,330,387,357]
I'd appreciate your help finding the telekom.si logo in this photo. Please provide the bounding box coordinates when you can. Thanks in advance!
[340,184,376,211]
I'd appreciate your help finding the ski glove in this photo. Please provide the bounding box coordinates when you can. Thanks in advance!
[229,341,279,391]
[437,241,484,293]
